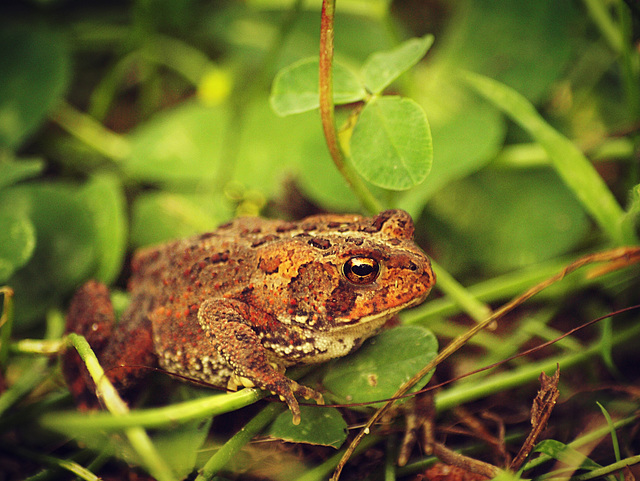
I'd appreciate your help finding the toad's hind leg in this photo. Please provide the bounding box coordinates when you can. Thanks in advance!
[63,280,155,409]
[63,281,116,409]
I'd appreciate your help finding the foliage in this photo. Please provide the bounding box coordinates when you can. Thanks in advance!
[0,0,639,480]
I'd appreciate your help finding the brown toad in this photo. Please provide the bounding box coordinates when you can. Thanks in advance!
[64,209,435,424]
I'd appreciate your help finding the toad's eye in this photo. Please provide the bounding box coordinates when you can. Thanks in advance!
[343,257,380,285]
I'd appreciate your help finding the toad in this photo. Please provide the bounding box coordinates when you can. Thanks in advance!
[64,209,435,424]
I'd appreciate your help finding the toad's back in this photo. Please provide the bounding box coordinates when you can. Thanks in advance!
[65,210,435,424]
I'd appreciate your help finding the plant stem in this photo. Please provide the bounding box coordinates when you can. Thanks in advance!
[0,287,14,368]
[50,102,131,162]
[66,333,177,481]
[583,0,624,52]
[434,322,640,411]
[0,308,64,417]
[319,0,338,165]
[491,138,635,169]
[572,454,640,481]
[0,361,49,417]
[403,257,570,325]
[385,436,397,481]
[88,52,139,121]
[295,434,381,481]
[195,403,283,481]
[319,0,382,214]
[4,444,100,481]
[430,260,492,323]
[40,387,262,431]
[145,34,214,86]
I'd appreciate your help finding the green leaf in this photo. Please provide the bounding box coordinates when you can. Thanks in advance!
[461,70,631,244]
[295,133,362,212]
[235,102,317,194]
[350,96,432,190]
[399,81,505,216]
[153,418,213,479]
[131,191,230,247]
[126,99,314,201]
[621,183,640,236]
[597,402,622,464]
[362,35,434,94]
[491,473,524,481]
[4,184,96,327]
[0,210,35,283]
[266,405,347,448]
[0,27,70,149]
[440,0,576,103]
[78,174,128,284]
[270,57,366,116]
[0,157,45,189]
[534,439,602,471]
[323,325,438,405]
[425,168,589,274]
[125,101,226,183]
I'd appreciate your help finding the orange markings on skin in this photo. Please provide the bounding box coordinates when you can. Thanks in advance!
[64,210,434,426]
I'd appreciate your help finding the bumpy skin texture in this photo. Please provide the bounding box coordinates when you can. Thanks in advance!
[64,209,435,424]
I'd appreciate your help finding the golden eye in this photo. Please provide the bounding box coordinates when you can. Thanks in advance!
[343,257,380,285]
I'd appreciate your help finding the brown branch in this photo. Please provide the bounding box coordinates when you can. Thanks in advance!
[510,365,561,470]
[431,442,501,479]
[318,0,381,214]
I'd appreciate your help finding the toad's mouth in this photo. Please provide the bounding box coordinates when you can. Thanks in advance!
[329,292,430,332]
[278,289,431,332]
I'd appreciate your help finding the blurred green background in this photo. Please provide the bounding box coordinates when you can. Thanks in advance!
[1,1,640,479]
[0,0,637,328]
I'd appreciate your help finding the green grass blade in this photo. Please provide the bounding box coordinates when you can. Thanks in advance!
[195,404,282,481]
[66,334,178,481]
[596,402,623,481]
[460,70,634,245]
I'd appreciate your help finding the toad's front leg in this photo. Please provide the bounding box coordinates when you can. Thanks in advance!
[198,299,323,424]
